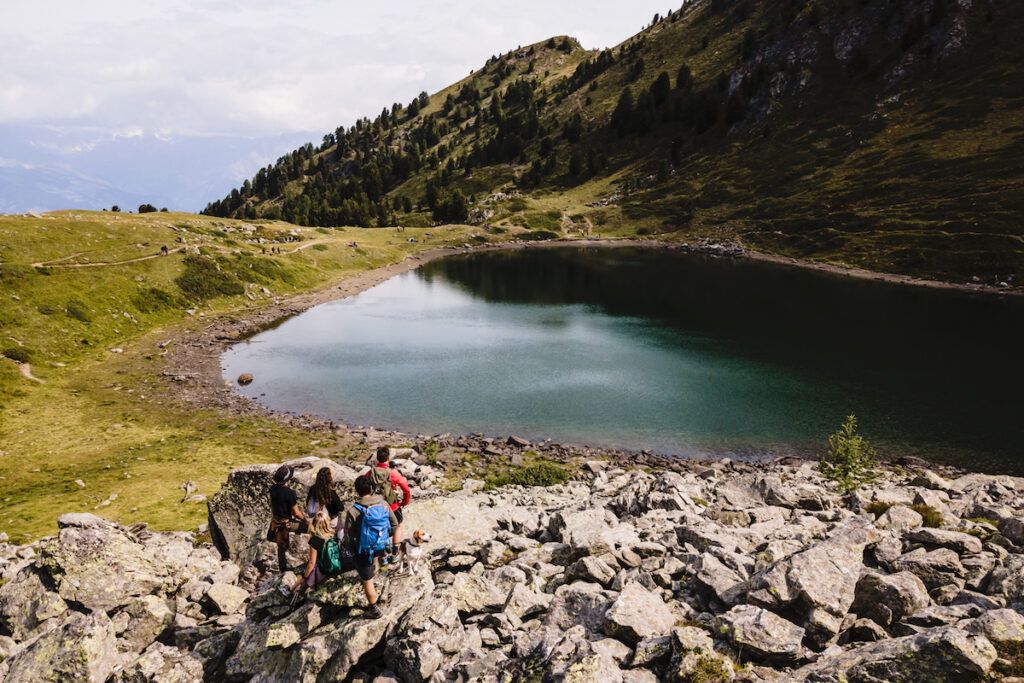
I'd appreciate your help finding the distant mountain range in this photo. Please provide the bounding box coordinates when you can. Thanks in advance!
[205,0,1024,285]
[0,125,315,214]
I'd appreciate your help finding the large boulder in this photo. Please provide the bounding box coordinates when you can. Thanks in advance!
[113,642,204,683]
[206,457,359,565]
[851,570,930,627]
[747,521,878,648]
[987,553,1024,603]
[115,595,175,654]
[602,582,677,645]
[0,566,68,641]
[668,626,735,682]
[4,611,123,683]
[543,582,616,637]
[714,605,805,664]
[891,547,966,591]
[792,624,996,681]
[550,508,640,558]
[904,527,983,555]
[36,514,205,613]
[386,584,468,681]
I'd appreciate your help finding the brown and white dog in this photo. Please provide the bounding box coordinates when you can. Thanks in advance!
[397,529,431,574]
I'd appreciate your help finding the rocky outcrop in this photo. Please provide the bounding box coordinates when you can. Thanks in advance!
[1,459,1022,682]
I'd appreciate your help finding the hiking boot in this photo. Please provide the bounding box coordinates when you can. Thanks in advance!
[365,603,384,619]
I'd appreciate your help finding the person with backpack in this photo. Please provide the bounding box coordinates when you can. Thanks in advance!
[290,510,343,594]
[267,465,307,573]
[364,446,411,565]
[341,475,398,619]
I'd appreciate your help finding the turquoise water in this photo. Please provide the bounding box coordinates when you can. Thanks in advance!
[222,247,1024,473]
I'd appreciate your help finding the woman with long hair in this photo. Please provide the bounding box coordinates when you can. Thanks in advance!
[305,467,344,523]
[291,510,337,594]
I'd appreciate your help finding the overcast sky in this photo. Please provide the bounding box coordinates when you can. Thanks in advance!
[3,1,672,142]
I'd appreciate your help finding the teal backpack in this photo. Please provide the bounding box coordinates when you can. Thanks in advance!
[318,536,343,574]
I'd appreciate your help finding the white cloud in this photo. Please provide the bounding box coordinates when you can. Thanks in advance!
[1,1,671,138]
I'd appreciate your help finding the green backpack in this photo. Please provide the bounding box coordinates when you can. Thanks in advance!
[367,467,398,505]
[318,537,343,575]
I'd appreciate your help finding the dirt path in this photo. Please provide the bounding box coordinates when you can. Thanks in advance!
[17,362,44,384]
[32,247,184,268]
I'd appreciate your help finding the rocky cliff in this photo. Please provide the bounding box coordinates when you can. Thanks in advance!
[2,455,1024,682]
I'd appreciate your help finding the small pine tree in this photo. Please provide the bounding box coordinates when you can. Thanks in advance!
[819,414,877,493]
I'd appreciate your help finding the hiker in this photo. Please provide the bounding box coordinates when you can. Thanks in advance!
[341,475,398,619]
[305,467,344,527]
[160,245,168,255]
[267,465,307,573]
[365,446,411,564]
[290,510,343,594]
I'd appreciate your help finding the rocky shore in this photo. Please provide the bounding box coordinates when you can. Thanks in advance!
[2,454,1023,682]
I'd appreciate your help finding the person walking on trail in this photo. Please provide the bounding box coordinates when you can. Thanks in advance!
[342,475,398,619]
[305,467,344,534]
[291,510,343,595]
[267,465,307,573]
[364,446,411,565]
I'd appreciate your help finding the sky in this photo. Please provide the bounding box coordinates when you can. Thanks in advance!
[0,1,672,212]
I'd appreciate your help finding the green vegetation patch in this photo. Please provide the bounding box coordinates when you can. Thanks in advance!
[519,230,561,242]
[865,500,894,517]
[175,256,245,300]
[818,414,877,493]
[484,461,571,489]
[2,347,33,363]
[131,287,183,313]
[910,503,944,528]
[65,298,92,323]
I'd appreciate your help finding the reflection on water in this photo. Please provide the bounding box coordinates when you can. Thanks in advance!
[223,247,1024,473]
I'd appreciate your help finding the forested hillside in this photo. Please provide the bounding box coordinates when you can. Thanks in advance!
[204,0,1024,285]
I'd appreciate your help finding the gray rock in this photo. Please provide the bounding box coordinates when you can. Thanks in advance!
[569,555,616,586]
[694,552,747,606]
[792,624,996,681]
[905,527,983,555]
[592,637,632,666]
[714,604,805,664]
[851,570,930,627]
[504,583,553,627]
[668,626,736,681]
[478,540,508,566]
[204,583,249,615]
[847,618,889,643]
[387,585,467,681]
[999,517,1024,545]
[552,508,640,558]
[603,582,677,645]
[631,634,673,667]
[748,522,878,649]
[543,582,615,637]
[966,608,1024,643]
[5,611,123,683]
[874,504,923,532]
[0,566,68,641]
[961,553,996,591]
[891,547,966,591]
[116,595,175,654]
[987,553,1024,601]
[113,642,204,682]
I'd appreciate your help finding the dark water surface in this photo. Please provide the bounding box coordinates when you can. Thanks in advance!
[222,247,1024,473]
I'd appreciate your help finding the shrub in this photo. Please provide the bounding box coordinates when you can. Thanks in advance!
[66,298,92,322]
[818,414,877,493]
[37,303,61,315]
[520,230,560,242]
[138,203,157,213]
[485,462,570,489]
[312,244,328,251]
[131,287,181,313]
[865,500,894,517]
[0,263,35,281]
[911,503,943,528]
[175,256,244,300]
[2,347,32,363]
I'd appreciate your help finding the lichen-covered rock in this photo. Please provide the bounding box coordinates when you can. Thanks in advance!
[206,456,360,565]
[966,608,1024,643]
[113,642,204,683]
[386,584,467,681]
[603,582,676,645]
[874,504,923,532]
[904,527,983,555]
[569,555,616,586]
[714,604,805,664]
[694,552,747,606]
[551,508,640,558]
[543,582,616,637]
[504,583,553,628]
[851,570,930,627]
[669,626,735,682]
[4,611,123,683]
[987,553,1024,602]
[747,521,877,648]
[891,547,966,591]
[0,566,68,641]
[792,624,996,681]
[205,582,249,615]
[116,594,175,653]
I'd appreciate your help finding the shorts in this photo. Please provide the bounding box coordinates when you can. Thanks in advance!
[393,506,404,525]
[352,553,378,581]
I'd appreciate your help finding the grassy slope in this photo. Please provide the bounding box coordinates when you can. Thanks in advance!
[0,211,487,541]
[233,0,1023,285]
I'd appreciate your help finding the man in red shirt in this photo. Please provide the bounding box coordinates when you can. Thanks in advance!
[364,446,411,563]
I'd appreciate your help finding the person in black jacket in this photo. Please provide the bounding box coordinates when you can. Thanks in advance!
[267,465,307,573]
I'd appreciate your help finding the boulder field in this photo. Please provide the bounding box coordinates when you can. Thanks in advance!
[2,455,1024,682]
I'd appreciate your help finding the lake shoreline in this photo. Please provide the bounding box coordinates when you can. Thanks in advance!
[157,237,1014,477]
